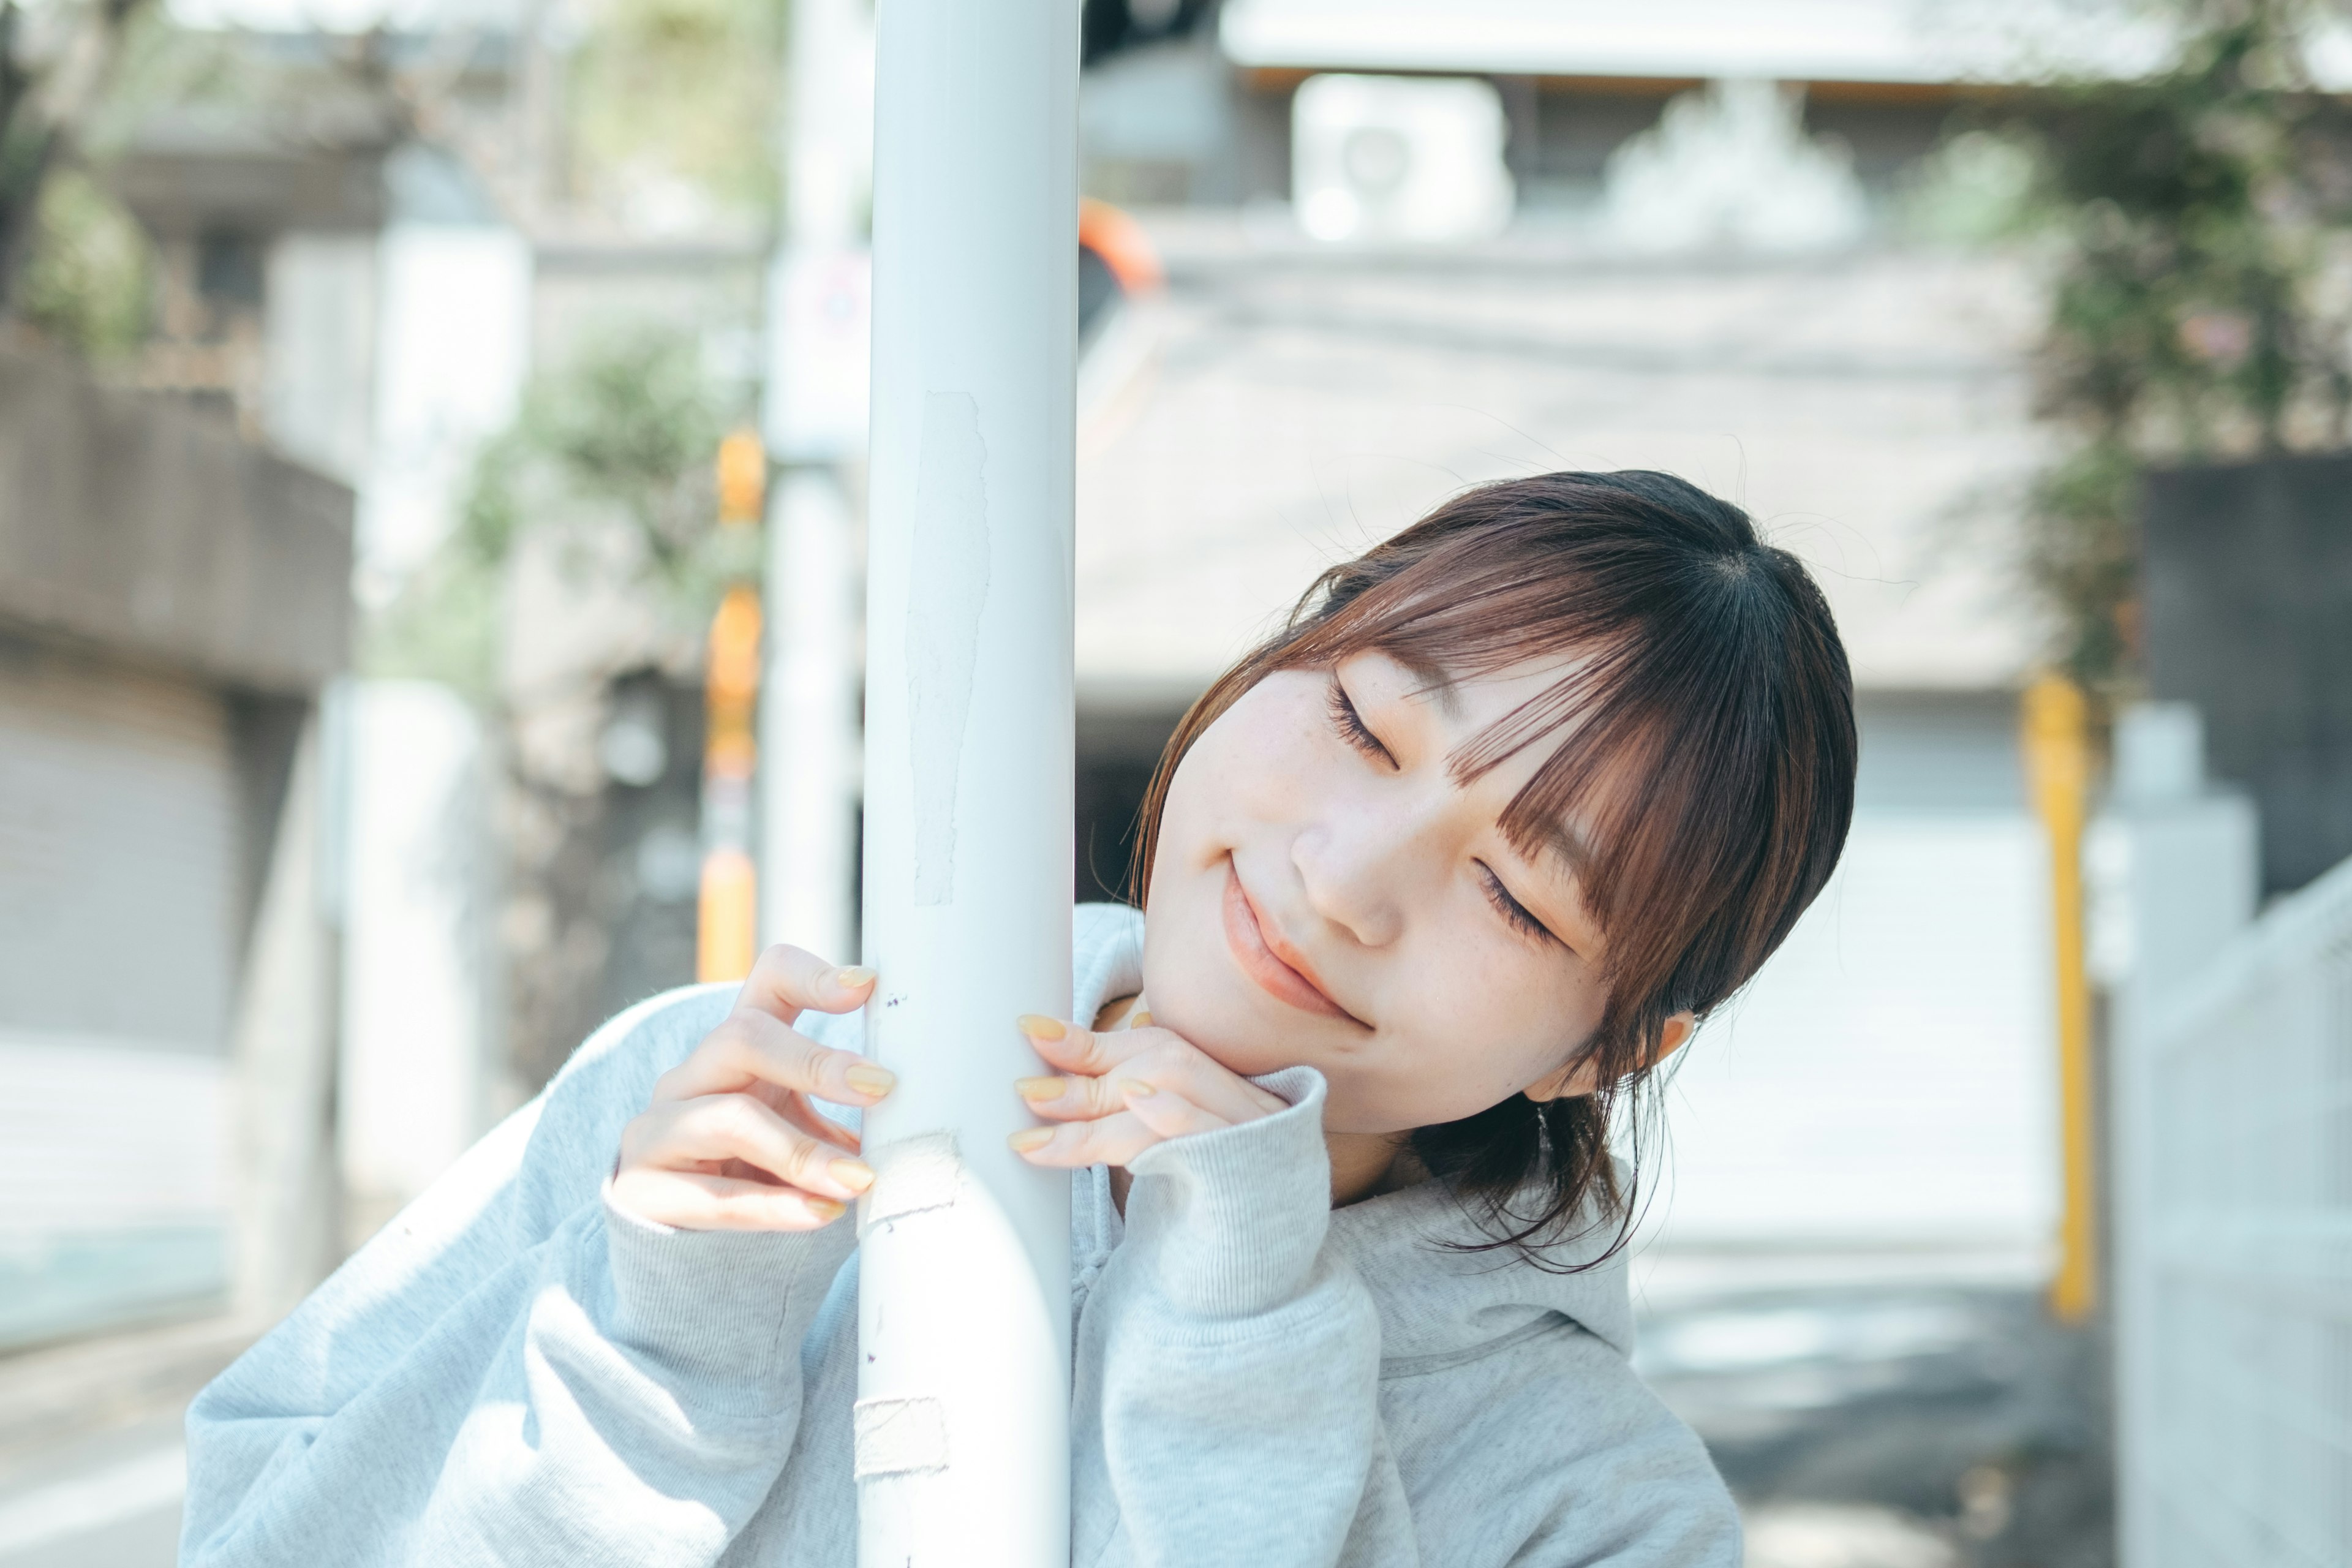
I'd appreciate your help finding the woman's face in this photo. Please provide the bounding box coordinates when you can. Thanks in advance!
[1144,649,1648,1136]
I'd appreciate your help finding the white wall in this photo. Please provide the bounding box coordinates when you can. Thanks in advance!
[1636,698,2062,1301]
[339,681,495,1234]
[1640,816,2059,1297]
[360,222,532,592]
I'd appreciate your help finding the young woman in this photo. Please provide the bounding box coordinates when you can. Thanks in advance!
[184,469,1855,1567]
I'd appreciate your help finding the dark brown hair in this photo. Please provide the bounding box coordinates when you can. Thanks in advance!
[1131,470,1856,1262]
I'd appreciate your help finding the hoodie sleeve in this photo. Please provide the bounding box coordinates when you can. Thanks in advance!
[181,989,859,1568]
[1071,1067,1421,1568]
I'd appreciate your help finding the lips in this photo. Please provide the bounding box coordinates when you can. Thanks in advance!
[1221,859,1365,1025]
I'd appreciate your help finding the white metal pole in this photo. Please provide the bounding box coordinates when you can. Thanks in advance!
[856,0,1076,1561]
[760,0,872,962]
[761,466,862,961]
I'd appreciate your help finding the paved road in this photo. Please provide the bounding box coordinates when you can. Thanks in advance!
[0,1410,186,1568]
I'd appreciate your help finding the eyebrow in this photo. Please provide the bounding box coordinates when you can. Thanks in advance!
[1395,655,1466,720]
[1538,818,1593,874]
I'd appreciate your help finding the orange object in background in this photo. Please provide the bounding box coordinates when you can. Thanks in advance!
[698,432,768,983]
[1079,197,1166,295]
[698,847,759,984]
[717,427,767,524]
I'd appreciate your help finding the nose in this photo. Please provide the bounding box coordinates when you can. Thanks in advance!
[1290,792,1435,949]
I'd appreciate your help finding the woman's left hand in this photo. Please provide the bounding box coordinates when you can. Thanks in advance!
[1006,1012,1288,1167]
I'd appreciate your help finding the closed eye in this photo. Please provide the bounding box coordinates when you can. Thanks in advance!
[1327,677,1395,767]
[1477,862,1558,946]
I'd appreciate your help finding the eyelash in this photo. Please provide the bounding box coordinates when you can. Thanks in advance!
[1328,676,1558,948]
[1326,679,1395,766]
[1478,864,1556,944]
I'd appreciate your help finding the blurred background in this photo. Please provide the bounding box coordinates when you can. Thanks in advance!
[2,0,2350,1564]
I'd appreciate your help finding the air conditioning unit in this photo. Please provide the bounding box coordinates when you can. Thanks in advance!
[1292,74,1515,244]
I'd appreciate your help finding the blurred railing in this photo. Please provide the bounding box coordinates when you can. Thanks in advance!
[2116,848,2352,1568]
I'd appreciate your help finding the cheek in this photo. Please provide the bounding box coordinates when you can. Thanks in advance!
[1365,935,1610,1129]
[1148,675,1334,876]
[1140,678,1338,1068]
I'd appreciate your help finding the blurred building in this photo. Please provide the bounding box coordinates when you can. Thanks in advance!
[0,346,351,1356]
[83,21,769,1234]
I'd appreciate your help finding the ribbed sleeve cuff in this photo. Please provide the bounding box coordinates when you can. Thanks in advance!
[600,1181,856,1405]
[1122,1065,1332,1319]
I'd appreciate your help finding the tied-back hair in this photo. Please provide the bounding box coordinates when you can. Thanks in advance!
[1131,470,1857,1266]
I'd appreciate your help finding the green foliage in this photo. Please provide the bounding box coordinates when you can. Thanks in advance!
[77,6,260,153]
[459,326,731,571]
[2021,440,2143,688]
[368,325,756,693]
[2026,11,2351,453]
[365,548,507,698]
[1980,0,2352,694]
[15,167,149,356]
[566,0,789,225]
[1898,130,2042,246]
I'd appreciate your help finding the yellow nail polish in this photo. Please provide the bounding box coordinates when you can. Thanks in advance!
[1129,1010,1152,1030]
[1015,1076,1065,1101]
[1007,1126,1054,1152]
[1121,1079,1156,1098]
[844,1063,897,1098]
[829,1158,875,1193]
[835,965,878,989]
[1016,1013,1068,1041]
[804,1196,846,1222]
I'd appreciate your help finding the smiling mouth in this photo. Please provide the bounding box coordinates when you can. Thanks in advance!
[1221,859,1366,1027]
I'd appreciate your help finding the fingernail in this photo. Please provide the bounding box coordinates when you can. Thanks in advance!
[1016,1013,1067,1041]
[804,1196,846,1222]
[1015,1076,1065,1101]
[829,1158,875,1193]
[1121,1079,1156,1099]
[1129,1010,1152,1029]
[844,1063,897,1097]
[1007,1126,1054,1153]
[835,965,877,989]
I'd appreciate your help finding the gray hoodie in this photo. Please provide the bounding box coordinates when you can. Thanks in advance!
[184,904,1738,1566]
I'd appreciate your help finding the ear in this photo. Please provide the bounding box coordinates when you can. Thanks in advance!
[1523,1012,1698,1103]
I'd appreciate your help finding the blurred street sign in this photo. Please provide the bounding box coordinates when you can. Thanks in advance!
[763,244,872,464]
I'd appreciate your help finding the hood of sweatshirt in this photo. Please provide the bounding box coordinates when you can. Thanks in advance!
[1071,903,1634,1370]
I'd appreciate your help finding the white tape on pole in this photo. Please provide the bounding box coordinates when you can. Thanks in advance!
[857,0,1078,1562]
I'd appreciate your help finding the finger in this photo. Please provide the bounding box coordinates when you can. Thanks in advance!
[736,942,878,1027]
[610,1169,848,1232]
[655,1006,896,1107]
[1008,1108,1166,1168]
[1012,1072,1117,1121]
[1117,1079,1232,1141]
[1014,1035,1281,1126]
[777,1091,863,1155]
[1016,1014,1147,1076]
[627,1094,876,1201]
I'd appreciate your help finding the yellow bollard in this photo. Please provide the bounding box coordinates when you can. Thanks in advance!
[2022,673,2096,1323]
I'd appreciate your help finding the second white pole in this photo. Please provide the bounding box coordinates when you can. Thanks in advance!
[855,1,1077,1564]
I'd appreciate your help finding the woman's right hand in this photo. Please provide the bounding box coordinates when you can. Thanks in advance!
[611,944,895,1231]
